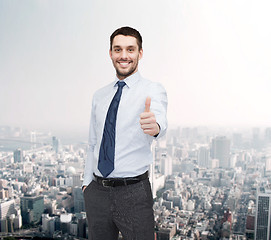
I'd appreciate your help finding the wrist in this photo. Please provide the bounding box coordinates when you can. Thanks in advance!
[154,123,160,137]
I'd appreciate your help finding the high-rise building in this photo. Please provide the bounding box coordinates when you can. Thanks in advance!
[72,174,82,187]
[77,215,87,238]
[0,199,16,220]
[30,131,36,149]
[20,194,44,224]
[52,136,59,153]
[252,127,262,149]
[255,192,271,240]
[13,148,23,163]
[232,133,243,148]
[73,187,85,213]
[265,128,271,143]
[161,153,172,177]
[198,147,210,168]
[211,136,231,169]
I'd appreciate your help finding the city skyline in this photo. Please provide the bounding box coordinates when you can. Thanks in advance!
[1,123,271,238]
[1,0,271,134]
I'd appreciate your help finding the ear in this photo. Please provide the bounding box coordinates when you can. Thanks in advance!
[139,48,143,60]
[109,49,112,59]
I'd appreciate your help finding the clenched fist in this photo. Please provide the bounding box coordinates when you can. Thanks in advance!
[140,97,160,136]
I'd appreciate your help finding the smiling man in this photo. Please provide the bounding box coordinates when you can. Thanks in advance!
[82,26,167,240]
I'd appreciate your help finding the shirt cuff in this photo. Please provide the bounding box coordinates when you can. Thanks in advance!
[153,123,161,138]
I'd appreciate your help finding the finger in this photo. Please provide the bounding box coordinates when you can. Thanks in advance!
[140,117,156,125]
[141,123,157,130]
[143,129,156,136]
[144,97,151,112]
[140,112,154,119]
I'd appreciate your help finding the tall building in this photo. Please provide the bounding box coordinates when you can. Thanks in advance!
[20,194,44,225]
[198,147,210,168]
[211,136,230,169]
[30,131,36,149]
[255,192,271,240]
[265,128,271,143]
[252,127,262,149]
[72,174,82,187]
[73,187,85,213]
[52,136,59,153]
[232,133,243,148]
[161,153,172,177]
[13,148,23,163]
[0,199,16,220]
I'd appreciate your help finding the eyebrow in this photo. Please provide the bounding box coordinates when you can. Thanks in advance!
[113,45,136,49]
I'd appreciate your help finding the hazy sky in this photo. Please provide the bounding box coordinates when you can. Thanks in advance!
[1,0,271,136]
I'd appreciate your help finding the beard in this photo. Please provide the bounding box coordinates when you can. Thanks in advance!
[114,56,139,80]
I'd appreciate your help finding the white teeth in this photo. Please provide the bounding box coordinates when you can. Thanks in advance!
[119,62,129,66]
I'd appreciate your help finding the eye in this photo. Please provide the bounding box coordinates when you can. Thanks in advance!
[114,48,121,52]
[128,49,134,52]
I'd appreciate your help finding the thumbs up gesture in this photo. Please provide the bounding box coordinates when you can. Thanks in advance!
[140,97,160,136]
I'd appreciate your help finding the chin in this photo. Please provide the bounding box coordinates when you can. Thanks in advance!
[117,70,134,79]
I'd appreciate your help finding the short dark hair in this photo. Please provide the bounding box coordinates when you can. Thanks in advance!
[110,26,143,50]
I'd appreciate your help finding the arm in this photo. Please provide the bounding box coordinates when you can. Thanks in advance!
[82,96,97,191]
[140,83,168,138]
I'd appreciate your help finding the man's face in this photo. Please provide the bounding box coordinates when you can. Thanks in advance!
[110,35,143,80]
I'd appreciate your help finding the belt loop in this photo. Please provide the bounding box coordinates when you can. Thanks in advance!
[124,178,127,186]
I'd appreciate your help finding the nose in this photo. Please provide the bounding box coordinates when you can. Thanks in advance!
[120,50,128,59]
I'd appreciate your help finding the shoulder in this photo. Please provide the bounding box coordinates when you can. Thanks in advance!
[92,82,115,101]
[140,76,167,95]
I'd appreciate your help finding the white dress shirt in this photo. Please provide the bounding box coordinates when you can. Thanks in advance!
[82,71,167,186]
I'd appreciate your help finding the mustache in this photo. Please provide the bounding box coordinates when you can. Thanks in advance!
[118,59,132,62]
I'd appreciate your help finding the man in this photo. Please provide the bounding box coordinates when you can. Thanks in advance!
[82,26,167,240]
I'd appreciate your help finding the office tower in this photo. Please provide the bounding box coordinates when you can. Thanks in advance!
[252,127,262,149]
[20,194,44,224]
[30,131,36,149]
[161,153,172,177]
[198,147,210,168]
[72,174,81,187]
[52,136,59,153]
[265,128,271,143]
[265,156,271,173]
[77,215,87,238]
[0,199,16,220]
[13,148,23,163]
[211,136,231,169]
[255,193,271,240]
[232,133,243,148]
[73,187,85,213]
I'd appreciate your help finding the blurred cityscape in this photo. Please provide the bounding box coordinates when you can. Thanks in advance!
[0,125,271,239]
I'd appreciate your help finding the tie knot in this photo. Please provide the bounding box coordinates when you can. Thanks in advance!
[117,81,126,89]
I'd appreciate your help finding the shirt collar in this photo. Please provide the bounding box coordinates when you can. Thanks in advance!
[114,71,141,88]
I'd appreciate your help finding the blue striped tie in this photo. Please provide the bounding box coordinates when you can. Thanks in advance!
[98,81,126,177]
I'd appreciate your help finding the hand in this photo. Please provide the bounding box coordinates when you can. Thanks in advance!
[140,97,160,136]
[82,186,86,192]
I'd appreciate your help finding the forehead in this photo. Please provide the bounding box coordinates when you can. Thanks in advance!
[112,35,138,48]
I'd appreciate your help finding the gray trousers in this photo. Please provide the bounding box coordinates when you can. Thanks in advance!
[83,178,155,240]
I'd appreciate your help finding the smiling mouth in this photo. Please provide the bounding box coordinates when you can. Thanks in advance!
[118,61,131,67]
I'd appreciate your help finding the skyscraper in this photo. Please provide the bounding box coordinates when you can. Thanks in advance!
[211,136,230,169]
[161,153,172,176]
[0,199,16,220]
[20,194,44,225]
[73,187,85,213]
[13,148,23,163]
[265,128,271,143]
[52,136,59,153]
[30,131,36,149]
[198,146,210,168]
[255,192,271,240]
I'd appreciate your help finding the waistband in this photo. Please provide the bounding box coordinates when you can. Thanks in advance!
[93,171,149,187]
